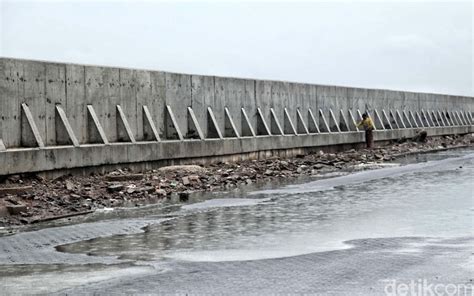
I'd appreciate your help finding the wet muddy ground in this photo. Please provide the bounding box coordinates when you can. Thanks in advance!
[0,147,472,294]
[1,134,471,227]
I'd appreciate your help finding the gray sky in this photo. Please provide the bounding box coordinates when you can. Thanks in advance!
[1,0,473,96]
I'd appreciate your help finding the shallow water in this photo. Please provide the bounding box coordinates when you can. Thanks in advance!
[59,148,474,262]
[1,148,473,294]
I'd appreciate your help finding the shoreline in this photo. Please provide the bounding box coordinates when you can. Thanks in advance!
[0,133,472,228]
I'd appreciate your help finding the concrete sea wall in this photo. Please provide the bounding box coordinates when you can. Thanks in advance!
[0,58,473,176]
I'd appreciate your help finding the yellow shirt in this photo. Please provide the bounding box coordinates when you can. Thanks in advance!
[357,117,374,130]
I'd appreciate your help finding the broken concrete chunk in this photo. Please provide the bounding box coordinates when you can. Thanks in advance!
[0,186,33,197]
[105,174,144,182]
[158,165,207,174]
[6,204,27,215]
[106,184,124,193]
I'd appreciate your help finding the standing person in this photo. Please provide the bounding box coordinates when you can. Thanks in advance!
[357,113,375,148]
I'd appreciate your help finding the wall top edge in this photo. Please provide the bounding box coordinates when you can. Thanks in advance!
[1,56,473,99]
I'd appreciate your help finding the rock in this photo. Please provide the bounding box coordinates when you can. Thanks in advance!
[0,186,33,197]
[126,188,135,194]
[179,192,190,201]
[182,176,190,185]
[6,204,27,215]
[414,130,428,142]
[313,164,324,170]
[105,174,144,182]
[107,184,124,193]
[264,170,273,176]
[374,154,384,160]
[245,179,252,185]
[0,205,9,217]
[65,180,74,191]
[156,189,167,196]
[188,175,200,182]
[141,186,156,193]
[158,165,207,174]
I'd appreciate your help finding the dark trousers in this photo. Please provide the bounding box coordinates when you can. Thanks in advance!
[365,129,374,148]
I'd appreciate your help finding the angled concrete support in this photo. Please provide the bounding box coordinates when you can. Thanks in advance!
[347,110,359,131]
[431,110,441,127]
[55,105,79,147]
[445,111,455,126]
[395,110,406,128]
[296,109,309,134]
[338,109,350,132]
[420,110,431,127]
[207,107,223,139]
[319,109,331,133]
[21,103,45,148]
[389,110,400,129]
[256,108,271,136]
[461,111,471,125]
[0,139,5,151]
[328,109,341,132]
[338,110,350,132]
[86,105,109,144]
[372,110,385,130]
[142,105,160,142]
[450,111,460,126]
[241,108,256,137]
[402,111,413,128]
[224,107,240,138]
[116,105,136,143]
[409,111,419,128]
[415,111,425,127]
[308,108,320,133]
[381,110,393,129]
[356,109,363,122]
[269,108,284,135]
[426,110,436,127]
[455,111,465,126]
[283,108,297,135]
[441,111,451,126]
[187,107,205,140]
[164,105,184,141]
[436,110,446,127]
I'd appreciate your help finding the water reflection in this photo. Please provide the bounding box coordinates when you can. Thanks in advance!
[59,149,474,262]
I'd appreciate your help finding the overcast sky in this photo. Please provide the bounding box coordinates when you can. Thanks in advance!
[1,0,472,96]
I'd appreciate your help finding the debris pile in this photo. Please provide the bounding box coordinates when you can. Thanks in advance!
[0,134,471,226]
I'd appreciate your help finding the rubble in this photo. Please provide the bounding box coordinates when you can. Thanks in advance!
[0,134,471,226]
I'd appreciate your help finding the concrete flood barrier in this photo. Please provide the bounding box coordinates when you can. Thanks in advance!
[0,58,473,176]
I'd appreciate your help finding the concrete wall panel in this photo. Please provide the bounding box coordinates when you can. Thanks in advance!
[165,73,192,137]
